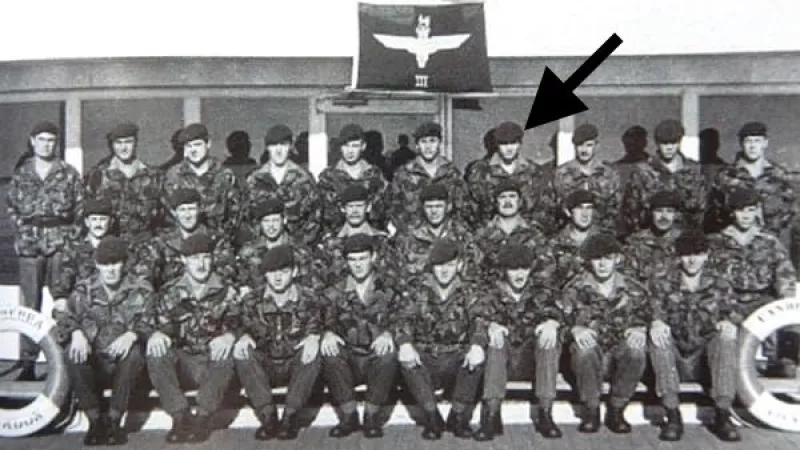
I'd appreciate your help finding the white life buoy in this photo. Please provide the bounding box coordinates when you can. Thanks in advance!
[737,297,800,432]
[0,306,69,438]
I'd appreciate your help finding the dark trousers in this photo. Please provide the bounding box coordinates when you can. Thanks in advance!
[67,345,145,417]
[235,350,321,422]
[400,347,483,412]
[322,348,398,408]
[483,339,560,409]
[18,256,50,360]
[147,348,235,416]
[570,342,647,408]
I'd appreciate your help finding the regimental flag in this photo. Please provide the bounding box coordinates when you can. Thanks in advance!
[354,2,492,93]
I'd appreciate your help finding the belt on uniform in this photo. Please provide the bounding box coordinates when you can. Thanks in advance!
[415,342,465,357]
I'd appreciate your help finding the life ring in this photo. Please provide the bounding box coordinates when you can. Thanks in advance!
[0,306,69,437]
[737,297,800,432]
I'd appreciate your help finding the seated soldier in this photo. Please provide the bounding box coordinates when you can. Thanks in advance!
[549,189,599,289]
[649,230,740,442]
[320,234,401,439]
[395,239,489,440]
[55,237,151,446]
[562,232,649,434]
[232,245,323,441]
[622,190,682,283]
[475,244,563,442]
[146,233,239,444]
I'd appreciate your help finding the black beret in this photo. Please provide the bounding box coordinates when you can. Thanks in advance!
[675,229,709,256]
[259,244,295,272]
[419,183,449,202]
[498,244,533,270]
[621,125,647,147]
[428,239,461,266]
[251,197,284,219]
[106,122,139,141]
[572,124,599,145]
[581,233,622,260]
[84,198,113,217]
[168,188,202,208]
[493,178,522,198]
[94,237,129,265]
[654,119,685,144]
[737,122,768,139]
[413,122,442,141]
[180,233,215,257]
[649,190,681,209]
[728,187,760,210]
[340,184,370,205]
[342,233,375,255]
[177,123,209,145]
[564,189,595,210]
[264,124,293,146]
[338,124,365,143]
[30,121,59,137]
[493,121,524,144]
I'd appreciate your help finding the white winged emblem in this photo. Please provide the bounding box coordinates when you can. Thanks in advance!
[373,14,471,69]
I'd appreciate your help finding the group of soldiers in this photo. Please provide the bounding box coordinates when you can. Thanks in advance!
[5,116,797,445]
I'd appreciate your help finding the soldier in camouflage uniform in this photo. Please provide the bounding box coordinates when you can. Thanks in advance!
[55,237,152,446]
[319,234,402,439]
[621,119,708,238]
[548,189,600,288]
[163,123,245,241]
[648,230,741,442]
[317,124,388,235]
[551,124,621,234]
[245,124,322,247]
[474,244,563,442]
[466,121,557,233]
[708,122,796,235]
[395,239,490,440]
[232,245,324,441]
[84,122,164,244]
[386,122,476,233]
[561,233,649,434]
[621,190,683,284]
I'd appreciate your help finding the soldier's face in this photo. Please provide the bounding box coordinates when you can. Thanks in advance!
[589,254,618,281]
[575,140,597,163]
[733,205,759,231]
[342,201,369,227]
[268,141,292,166]
[679,252,708,276]
[346,250,374,281]
[417,136,441,162]
[657,142,681,161]
[569,203,594,230]
[259,213,284,240]
[30,132,57,159]
[265,267,295,293]
[184,139,210,165]
[423,200,448,227]
[496,191,521,217]
[112,136,137,163]
[506,267,532,291]
[432,259,460,286]
[184,253,212,283]
[497,142,521,163]
[340,140,364,164]
[97,262,124,287]
[740,136,768,162]
[85,215,111,239]
[174,203,200,231]
[652,207,677,232]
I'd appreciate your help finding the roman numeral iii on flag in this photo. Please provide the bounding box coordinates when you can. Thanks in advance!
[353,2,492,92]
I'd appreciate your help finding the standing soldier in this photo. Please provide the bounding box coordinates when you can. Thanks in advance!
[320,234,401,439]
[55,237,152,446]
[552,124,621,234]
[246,124,322,247]
[146,233,239,444]
[317,124,388,235]
[474,244,563,441]
[621,119,708,238]
[622,190,683,284]
[386,122,475,233]
[84,122,164,244]
[232,245,324,441]
[648,230,741,442]
[561,233,649,434]
[395,239,489,440]
[163,123,244,240]
[549,189,599,288]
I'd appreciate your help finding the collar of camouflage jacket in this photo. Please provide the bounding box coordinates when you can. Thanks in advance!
[488,153,536,173]
[164,224,211,251]
[665,264,720,293]
[336,223,387,239]
[574,271,632,297]
[177,156,222,177]
[731,156,781,178]
[106,157,150,176]
[648,153,700,174]
[333,159,375,178]
[409,219,458,242]
[720,225,765,247]
[87,275,145,306]
[629,227,682,246]
[559,157,608,175]
[557,224,594,247]
[263,283,299,306]
[251,159,310,185]
[175,271,226,294]
[407,156,456,179]
[17,157,73,180]
[421,273,465,300]
[486,214,534,234]
[344,273,376,300]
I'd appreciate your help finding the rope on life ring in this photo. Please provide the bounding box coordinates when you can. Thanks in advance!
[0,306,69,437]
[737,297,800,432]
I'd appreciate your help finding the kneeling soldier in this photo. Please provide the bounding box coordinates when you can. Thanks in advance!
[321,233,401,438]
[649,230,741,442]
[56,237,151,446]
[562,232,649,433]
[233,245,323,440]
[146,233,239,443]
[396,239,489,440]
[475,244,563,441]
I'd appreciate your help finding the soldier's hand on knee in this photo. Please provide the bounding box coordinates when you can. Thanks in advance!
[625,327,646,350]
[209,333,236,361]
[233,334,256,360]
[571,326,597,350]
[69,330,91,364]
[649,320,671,348]
[535,320,559,350]
[463,345,485,371]
[146,331,171,358]
[716,320,738,341]
[488,322,508,349]
[320,332,344,357]
[106,331,137,360]
[295,334,321,364]
[371,332,395,356]
[398,343,421,369]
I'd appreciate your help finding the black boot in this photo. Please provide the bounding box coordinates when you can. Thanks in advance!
[446,409,473,438]
[106,415,128,446]
[362,411,384,438]
[536,407,562,438]
[188,413,212,443]
[165,410,192,444]
[578,406,600,433]
[84,415,108,446]
[421,409,444,440]
[658,408,683,441]
[254,409,279,441]
[605,405,632,434]
[277,410,300,440]
[711,408,741,442]
[329,410,360,438]
[473,404,500,441]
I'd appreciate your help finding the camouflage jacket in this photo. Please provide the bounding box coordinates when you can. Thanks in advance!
[560,272,650,350]
[7,158,83,257]
[316,224,402,287]
[649,263,735,353]
[547,225,599,288]
[709,159,796,235]
[484,281,563,347]
[620,155,708,237]
[235,233,323,290]
[234,284,322,359]
[153,273,240,355]
[621,228,681,284]
[84,158,164,242]
[472,216,555,283]
[552,159,622,233]
[245,161,322,247]
[317,160,388,234]
[392,218,479,279]
[163,157,244,239]
[386,157,477,232]
[56,274,154,350]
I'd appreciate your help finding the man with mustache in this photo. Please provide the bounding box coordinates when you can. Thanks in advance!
[548,189,600,289]
[622,190,683,284]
